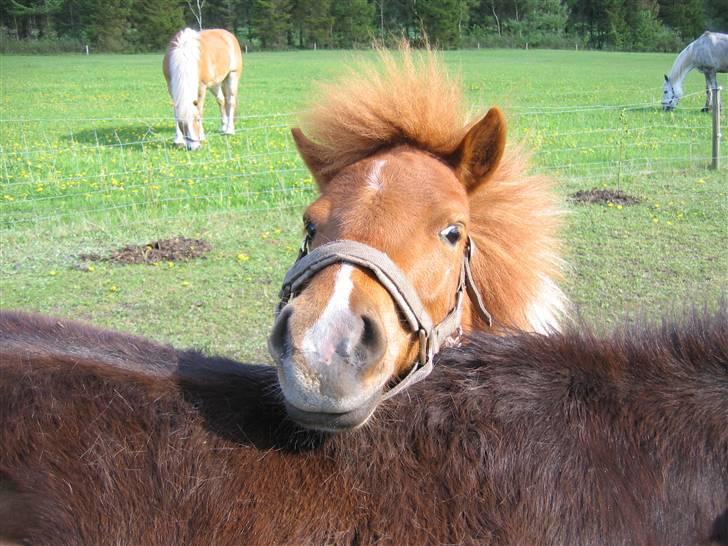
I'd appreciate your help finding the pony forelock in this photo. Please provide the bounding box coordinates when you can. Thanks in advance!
[299,43,468,179]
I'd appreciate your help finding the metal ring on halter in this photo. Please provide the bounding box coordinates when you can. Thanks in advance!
[274,235,492,400]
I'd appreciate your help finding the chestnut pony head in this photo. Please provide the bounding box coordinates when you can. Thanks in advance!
[268,45,567,432]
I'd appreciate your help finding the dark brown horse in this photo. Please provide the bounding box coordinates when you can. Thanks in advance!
[1,308,726,545]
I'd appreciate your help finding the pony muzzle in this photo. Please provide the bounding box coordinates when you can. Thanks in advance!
[268,299,391,430]
[185,136,201,151]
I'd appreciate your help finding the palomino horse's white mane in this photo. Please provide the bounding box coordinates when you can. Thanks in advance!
[168,28,200,123]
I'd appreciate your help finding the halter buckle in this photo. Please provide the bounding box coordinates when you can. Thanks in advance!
[418,328,435,367]
[298,233,311,258]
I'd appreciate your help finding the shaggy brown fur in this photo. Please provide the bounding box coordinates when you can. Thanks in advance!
[297,44,565,331]
[1,308,726,545]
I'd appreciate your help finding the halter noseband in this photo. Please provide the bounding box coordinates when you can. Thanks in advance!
[274,235,492,400]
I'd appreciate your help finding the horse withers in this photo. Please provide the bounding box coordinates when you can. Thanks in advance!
[163,28,243,150]
[662,31,728,112]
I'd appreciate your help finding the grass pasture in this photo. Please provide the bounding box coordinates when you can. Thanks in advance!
[1,49,726,362]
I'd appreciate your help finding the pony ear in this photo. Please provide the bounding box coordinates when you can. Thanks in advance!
[664,74,669,82]
[291,128,332,189]
[451,107,506,192]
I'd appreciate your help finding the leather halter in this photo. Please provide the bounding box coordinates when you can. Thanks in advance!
[274,235,492,400]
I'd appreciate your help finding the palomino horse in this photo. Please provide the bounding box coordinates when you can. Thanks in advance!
[662,31,728,112]
[267,45,567,431]
[1,308,726,544]
[163,28,243,150]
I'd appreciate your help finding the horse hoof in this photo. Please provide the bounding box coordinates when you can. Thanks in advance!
[222,129,235,136]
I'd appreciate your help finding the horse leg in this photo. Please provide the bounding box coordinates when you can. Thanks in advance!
[702,72,715,112]
[210,84,227,133]
[197,84,207,141]
[222,71,240,135]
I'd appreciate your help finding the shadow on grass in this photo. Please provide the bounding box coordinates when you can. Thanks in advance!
[624,106,715,117]
[63,123,246,153]
[63,124,177,150]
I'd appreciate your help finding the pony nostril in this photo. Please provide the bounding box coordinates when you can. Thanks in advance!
[357,314,386,366]
[268,306,293,362]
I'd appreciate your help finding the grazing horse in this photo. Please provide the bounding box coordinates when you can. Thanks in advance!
[1,308,726,545]
[163,28,243,150]
[662,31,728,112]
[267,45,567,432]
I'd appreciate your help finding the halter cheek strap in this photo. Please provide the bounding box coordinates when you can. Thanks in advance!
[275,236,492,400]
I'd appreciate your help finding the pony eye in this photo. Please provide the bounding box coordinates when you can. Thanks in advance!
[440,225,462,246]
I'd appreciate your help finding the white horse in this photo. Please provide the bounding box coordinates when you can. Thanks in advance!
[662,31,728,112]
[163,28,244,151]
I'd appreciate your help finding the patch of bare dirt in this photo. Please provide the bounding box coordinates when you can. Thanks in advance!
[570,188,641,206]
[81,237,212,265]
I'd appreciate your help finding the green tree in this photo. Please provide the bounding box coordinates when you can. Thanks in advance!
[705,0,728,30]
[522,0,570,45]
[290,0,334,48]
[81,0,133,51]
[657,0,705,40]
[415,0,463,46]
[131,0,184,50]
[6,0,63,38]
[331,0,374,47]
[251,0,292,49]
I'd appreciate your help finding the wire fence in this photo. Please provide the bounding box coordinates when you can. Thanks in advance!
[1,91,725,264]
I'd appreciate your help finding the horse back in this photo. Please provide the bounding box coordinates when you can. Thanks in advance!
[0,310,179,377]
[697,31,728,72]
[199,29,243,84]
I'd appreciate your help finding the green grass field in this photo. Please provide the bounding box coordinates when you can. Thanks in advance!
[1,49,726,362]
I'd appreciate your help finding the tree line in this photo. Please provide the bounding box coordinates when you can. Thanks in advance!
[1,0,726,53]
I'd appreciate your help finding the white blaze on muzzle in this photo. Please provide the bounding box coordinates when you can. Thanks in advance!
[275,236,492,399]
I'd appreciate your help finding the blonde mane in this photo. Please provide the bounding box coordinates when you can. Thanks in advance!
[299,44,568,333]
[167,28,200,121]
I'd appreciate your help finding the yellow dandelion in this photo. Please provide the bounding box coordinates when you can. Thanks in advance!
[181,281,190,287]
[616,205,623,210]
[237,253,250,262]
[109,285,118,292]
[49,270,58,276]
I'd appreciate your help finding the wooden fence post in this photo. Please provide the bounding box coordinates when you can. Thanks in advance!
[711,86,721,170]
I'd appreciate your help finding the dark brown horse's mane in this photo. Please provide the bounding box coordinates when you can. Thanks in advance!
[1,308,726,545]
